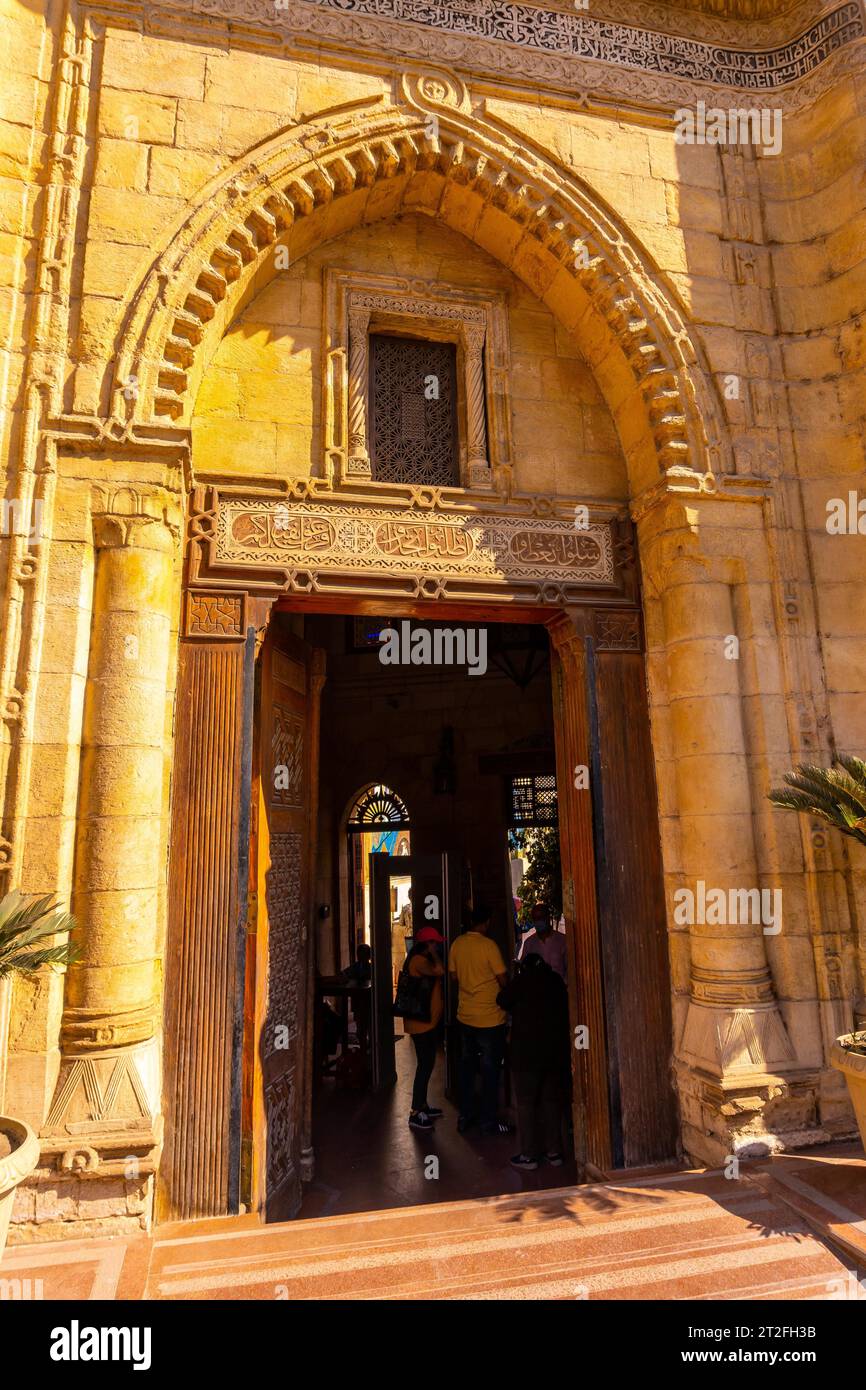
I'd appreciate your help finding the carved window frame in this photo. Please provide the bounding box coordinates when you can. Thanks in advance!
[322,269,513,493]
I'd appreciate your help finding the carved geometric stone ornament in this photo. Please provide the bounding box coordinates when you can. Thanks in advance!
[39,1041,161,1178]
[185,590,246,638]
[135,0,865,107]
[297,0,863,91]
[182,480,641,611]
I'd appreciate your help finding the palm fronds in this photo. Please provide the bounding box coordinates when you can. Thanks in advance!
[769,755,866,846]
[0,890,79,979]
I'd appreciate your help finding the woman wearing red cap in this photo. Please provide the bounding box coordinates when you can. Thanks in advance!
[403,926,446,1131]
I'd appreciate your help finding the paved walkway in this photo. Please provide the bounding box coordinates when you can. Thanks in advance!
[2,1149,864,1301]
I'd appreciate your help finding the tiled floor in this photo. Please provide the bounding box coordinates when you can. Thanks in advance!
[0,1230,150,1300]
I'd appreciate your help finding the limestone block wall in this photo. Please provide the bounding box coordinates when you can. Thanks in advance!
[759,76,866,1034]
[72,34,388,417]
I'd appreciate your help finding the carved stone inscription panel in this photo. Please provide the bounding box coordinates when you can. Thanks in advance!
[218,500,616,586]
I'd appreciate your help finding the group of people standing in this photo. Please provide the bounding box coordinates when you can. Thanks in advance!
[398,901,571,1172]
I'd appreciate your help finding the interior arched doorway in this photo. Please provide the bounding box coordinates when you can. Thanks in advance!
[345,783,412,969]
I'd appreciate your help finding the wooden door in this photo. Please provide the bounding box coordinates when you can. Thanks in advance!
[589,640,679,1168]
[248,624,324,1221]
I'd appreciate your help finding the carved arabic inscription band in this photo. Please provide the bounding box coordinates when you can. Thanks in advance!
[216,501,616,586]
[300,0,864,90]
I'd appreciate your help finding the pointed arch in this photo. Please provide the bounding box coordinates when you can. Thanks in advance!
[110,67,731,502]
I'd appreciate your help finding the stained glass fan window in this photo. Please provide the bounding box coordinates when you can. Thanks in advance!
[348,783,411,829]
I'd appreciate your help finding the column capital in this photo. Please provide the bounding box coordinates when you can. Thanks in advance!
[347,305,371,336]
[91,485,182,551]
[546,607,592,654]
[461,321,486,356]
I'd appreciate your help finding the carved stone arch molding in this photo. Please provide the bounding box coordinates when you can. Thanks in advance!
[109,66,732,503]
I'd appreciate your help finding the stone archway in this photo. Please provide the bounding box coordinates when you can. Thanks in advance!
[40,66,806,1223]
[108,66,730,501]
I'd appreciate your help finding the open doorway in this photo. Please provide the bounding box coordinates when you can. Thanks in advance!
[240,600,678,1225]
[291,611,579,1216]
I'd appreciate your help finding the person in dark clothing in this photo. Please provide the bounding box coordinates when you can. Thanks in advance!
[403,926,445,1131]
[341,943,372,1056]
[341,942,372,985]
[497,953,570,1170]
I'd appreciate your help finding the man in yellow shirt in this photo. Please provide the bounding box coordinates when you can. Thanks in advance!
[448,904,512,1135]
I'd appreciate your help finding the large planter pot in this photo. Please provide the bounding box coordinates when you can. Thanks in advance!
[830,1034,866,1153]
[0,1117,40,1260]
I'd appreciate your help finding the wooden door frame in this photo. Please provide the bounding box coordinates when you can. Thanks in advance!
[161,569,669,1219]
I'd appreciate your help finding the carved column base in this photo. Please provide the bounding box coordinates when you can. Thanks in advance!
[346,452,372,479]
[680,1001,796,1084]
[675,965,829,1164]
[13,1039,165,1238]
[468,459,493,489]
[680,963,796,1078]
[675,1057,828,1168]
[41,1038,161,1164]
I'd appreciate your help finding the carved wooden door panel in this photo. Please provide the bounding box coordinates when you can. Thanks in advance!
[250,623,324,1221]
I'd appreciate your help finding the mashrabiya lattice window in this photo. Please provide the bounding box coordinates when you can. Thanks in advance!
[367,333,459,488]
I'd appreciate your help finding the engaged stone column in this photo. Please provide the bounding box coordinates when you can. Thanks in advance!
[347,305,371,477]
[640,509,795,1159]
[462,322,492,488]
[44,490,179,1180]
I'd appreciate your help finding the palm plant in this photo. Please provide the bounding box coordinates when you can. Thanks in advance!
[769,755,866,1056]
[0,891,79,980]
[0,891,78,1117]
[768,753,866,847]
